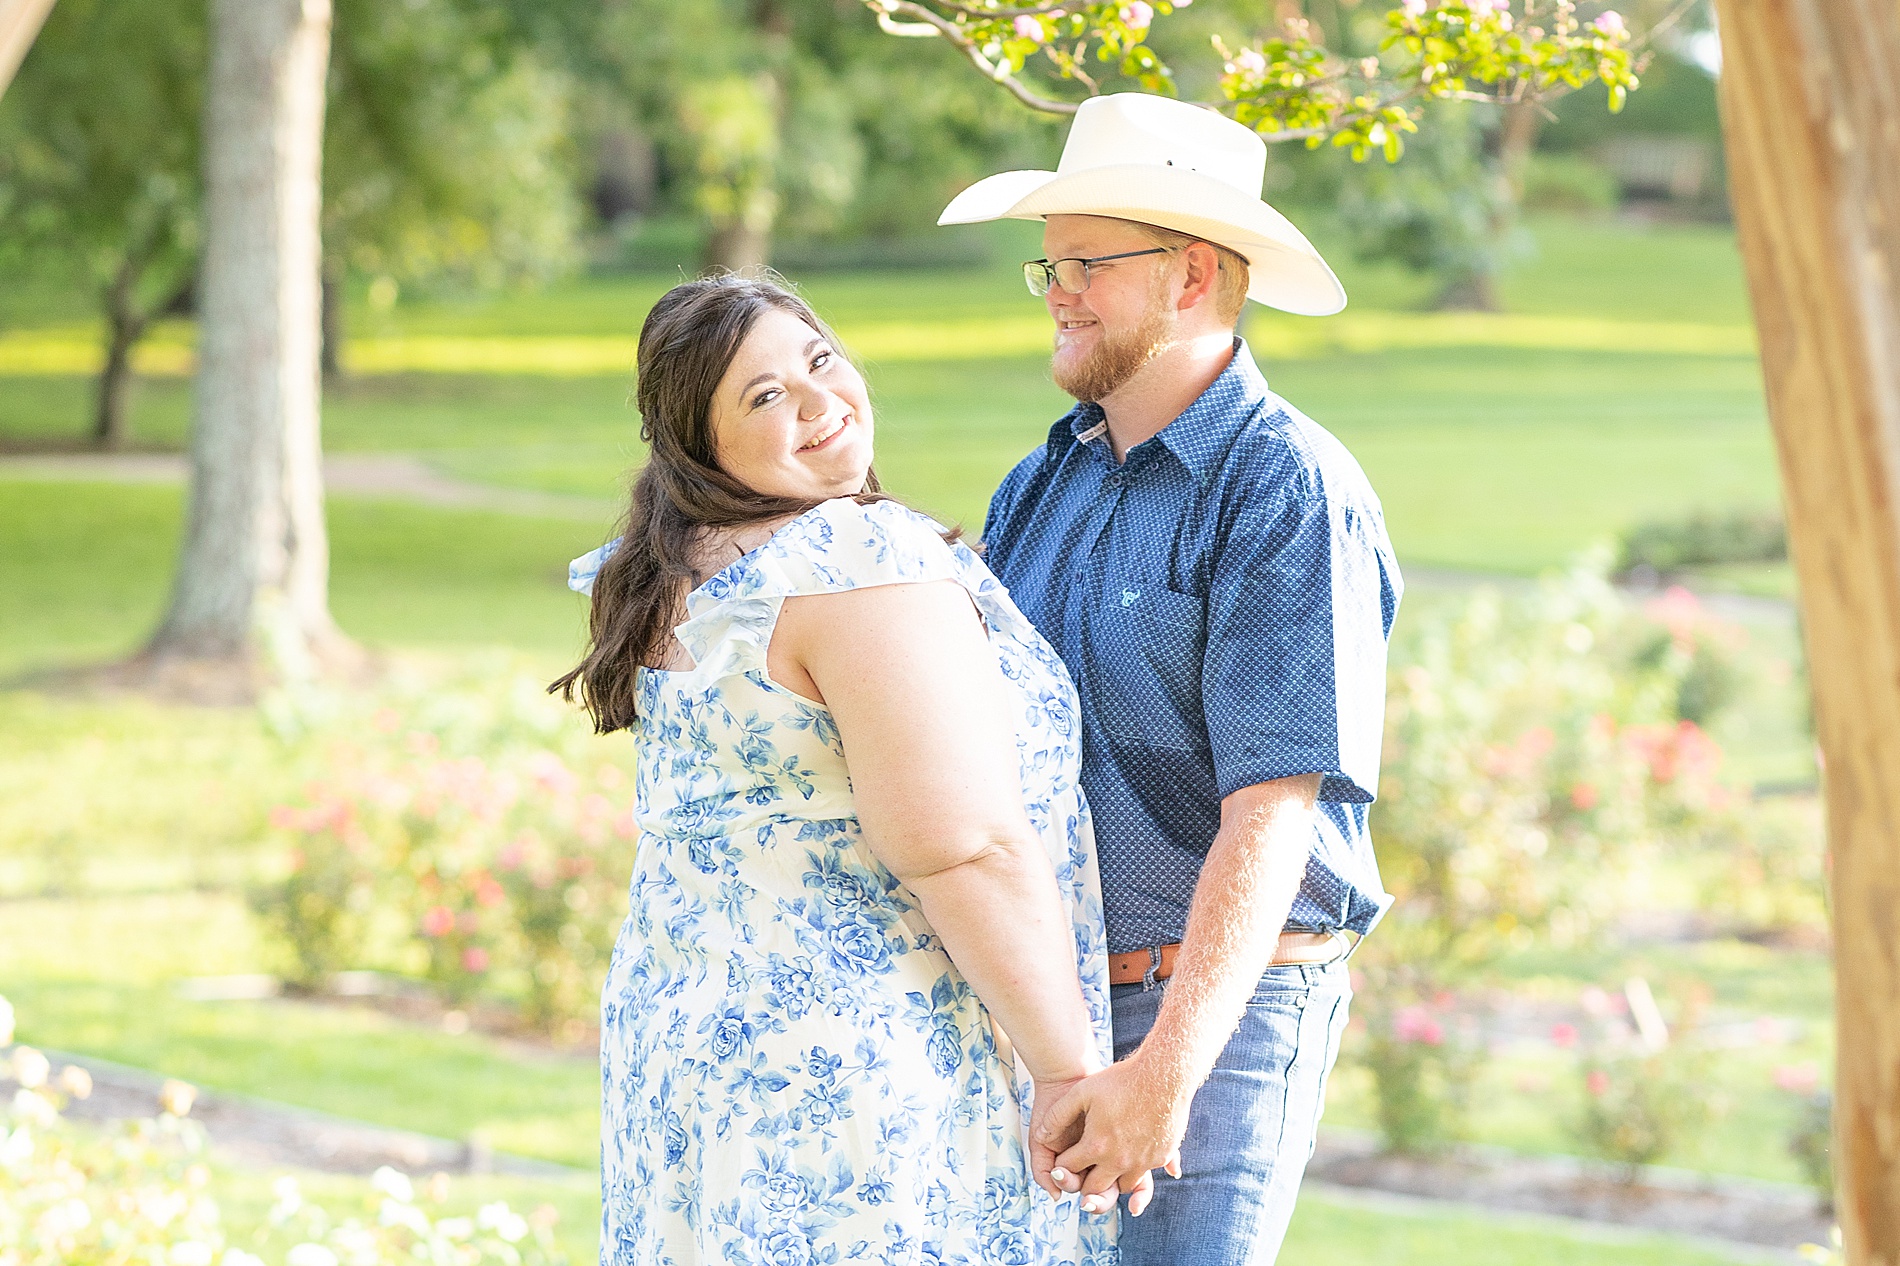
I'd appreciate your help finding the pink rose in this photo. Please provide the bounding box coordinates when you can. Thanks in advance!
[1774,1063,1821,1094]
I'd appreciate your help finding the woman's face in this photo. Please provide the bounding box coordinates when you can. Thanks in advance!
[709,309,874,501]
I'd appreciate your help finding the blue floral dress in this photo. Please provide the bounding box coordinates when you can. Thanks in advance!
[570,497,1117,1266]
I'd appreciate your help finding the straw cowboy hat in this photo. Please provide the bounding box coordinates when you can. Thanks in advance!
[938,93,1346,316]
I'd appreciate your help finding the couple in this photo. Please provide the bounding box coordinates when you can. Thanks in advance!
[557,95,1401,1266]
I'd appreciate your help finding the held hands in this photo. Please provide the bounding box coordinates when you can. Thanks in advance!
[1030,1057,1188,1219]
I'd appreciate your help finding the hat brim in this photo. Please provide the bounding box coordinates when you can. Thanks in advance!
[939,165,1346,317]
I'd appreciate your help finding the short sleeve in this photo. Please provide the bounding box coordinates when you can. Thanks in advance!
[1202,487,1400,804]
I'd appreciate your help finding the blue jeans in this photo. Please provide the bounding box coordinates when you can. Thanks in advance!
[1111,960,1352,1266]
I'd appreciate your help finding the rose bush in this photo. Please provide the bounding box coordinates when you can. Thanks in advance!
[1353,565,1795,1152]
[251,661,635,1037]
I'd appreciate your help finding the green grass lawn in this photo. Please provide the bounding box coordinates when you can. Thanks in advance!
[0,480,606,675]
[0,213,1777,577]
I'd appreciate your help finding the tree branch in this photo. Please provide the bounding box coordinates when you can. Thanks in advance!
[928,0,1075,16]
[871,0,1084,112]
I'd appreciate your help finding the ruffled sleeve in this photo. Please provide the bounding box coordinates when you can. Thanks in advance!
[568,538,619,597]
[757,497,964,597]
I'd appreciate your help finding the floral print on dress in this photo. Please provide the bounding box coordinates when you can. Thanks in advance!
[587,497,1117,1266]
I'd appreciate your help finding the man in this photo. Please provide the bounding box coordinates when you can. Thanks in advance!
[938,94,1402,1262]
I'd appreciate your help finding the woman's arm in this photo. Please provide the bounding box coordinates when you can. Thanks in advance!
[771,579,1095,1087]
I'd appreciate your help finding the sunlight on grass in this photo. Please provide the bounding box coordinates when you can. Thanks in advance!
[0,310,1755,378]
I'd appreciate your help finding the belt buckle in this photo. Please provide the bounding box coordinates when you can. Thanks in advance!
[1142,945,1163,991]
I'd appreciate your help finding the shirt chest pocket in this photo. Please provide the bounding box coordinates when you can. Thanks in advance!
[1090,585,1209,750]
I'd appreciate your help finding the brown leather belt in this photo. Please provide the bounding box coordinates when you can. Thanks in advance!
[1107,930,1353,987]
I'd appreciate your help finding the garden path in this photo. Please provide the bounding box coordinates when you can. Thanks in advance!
[19,1045,1821,1259]
[0,454,1799,625]
[37,1046,585,1180]
[0,452,613,520]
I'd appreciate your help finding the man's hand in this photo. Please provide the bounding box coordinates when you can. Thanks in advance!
[1034,1055,1186,1216]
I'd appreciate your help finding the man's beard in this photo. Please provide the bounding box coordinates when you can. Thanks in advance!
[1051,290,1175,404]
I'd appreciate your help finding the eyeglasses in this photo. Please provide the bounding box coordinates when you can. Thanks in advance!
[1022,247,1172,297]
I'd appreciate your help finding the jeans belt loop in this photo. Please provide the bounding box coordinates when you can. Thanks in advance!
[1142,945,1163,991]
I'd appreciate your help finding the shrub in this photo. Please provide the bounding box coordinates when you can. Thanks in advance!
[250,660,635,1036]
[1521,153,1620,214]
[1354,989,1483,1153]
[0,995,566,1266]
[1573,1046,1718,1176]
[1562,982,1725,1178]
[1359,564,1747,1152]
[1784,1082,1834,1210]
[1371,564,1731,976]
[1615,510,1786,580]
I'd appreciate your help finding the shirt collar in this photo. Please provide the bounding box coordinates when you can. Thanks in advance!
[1044,338,1270,482]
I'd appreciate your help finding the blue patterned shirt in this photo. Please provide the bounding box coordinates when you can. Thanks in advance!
[983,339,1401,953]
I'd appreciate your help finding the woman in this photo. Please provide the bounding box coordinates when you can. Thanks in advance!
[554,273,1141,1265]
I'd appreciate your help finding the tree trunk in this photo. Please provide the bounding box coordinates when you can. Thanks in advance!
[1496,99,1542,202]
[1711,0,1900,1257]
[320,255,344,383]
[706,220,772,272]
[147,0,343,683]
[93,256,145,450]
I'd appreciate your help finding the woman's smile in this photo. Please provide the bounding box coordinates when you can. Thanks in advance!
[798,414,851,452]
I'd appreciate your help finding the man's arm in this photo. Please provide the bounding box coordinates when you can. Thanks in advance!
[1035,771,1321,1209]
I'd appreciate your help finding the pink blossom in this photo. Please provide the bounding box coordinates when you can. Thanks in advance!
[421,906,455,938]
[462,947,490,974]
[1119,1,1154,29]
[1013,15,1043,40]
[1466,0,1498,18]
[1592,9,1626,35]
[1402,0,1427,14]
[1569,782,1600,811]
[1550,1022,1580,1049]
[1774,1062,1821,1094]
[1233,47,1268,75]
[1580,986,1613,1017]
[1585,1069,1611,1097]
[474,876,505,909]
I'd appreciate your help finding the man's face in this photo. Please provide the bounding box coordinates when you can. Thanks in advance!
[1041,215,1176,404]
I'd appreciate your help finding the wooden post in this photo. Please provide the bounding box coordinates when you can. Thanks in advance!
[1711,0,1900,1258]
[0,0,56,99]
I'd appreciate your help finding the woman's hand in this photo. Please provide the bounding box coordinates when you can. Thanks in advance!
[1028,1072,1088,1199]
[1037,1056,1187,1217]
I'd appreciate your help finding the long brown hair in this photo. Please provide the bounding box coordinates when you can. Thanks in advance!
[549,272,884,733]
